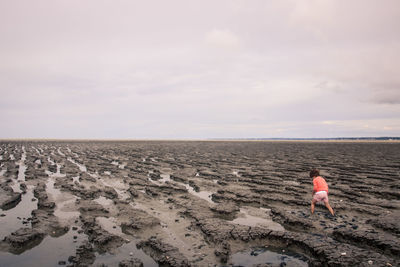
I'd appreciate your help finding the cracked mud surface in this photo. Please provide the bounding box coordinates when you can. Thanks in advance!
[0,141,399,266]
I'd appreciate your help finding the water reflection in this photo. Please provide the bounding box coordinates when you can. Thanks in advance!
[231,246,308,267]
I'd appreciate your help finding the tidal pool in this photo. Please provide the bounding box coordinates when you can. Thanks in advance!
[230,246,308,267]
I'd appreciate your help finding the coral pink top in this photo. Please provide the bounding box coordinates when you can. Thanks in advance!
[313,176,329,193]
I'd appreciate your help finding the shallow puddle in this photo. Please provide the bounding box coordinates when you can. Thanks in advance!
[0,186,38,240]
[230,246,308,267]
[54,198,80,222]
[0,225,87,267]
[0,152,36,240]
[93,241,158,267]
[17,150,27,182]
[46,178,79,223]
[10,181,22,193]
[184,184,214,203]
[46,179,63,200]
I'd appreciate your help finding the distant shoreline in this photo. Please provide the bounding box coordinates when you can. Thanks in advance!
[0,138,399,143]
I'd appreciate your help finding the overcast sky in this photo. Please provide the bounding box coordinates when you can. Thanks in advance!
[1,0,399,139]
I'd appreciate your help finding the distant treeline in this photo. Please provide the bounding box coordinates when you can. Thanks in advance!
[210,137,400,141]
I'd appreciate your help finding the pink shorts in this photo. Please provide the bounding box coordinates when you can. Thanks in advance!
[313,191,328,202]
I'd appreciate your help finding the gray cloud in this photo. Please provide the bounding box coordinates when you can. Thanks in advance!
[371,84,400,105]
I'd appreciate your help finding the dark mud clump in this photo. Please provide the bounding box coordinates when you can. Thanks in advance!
[67,241,96,266]
[137,237,190,267]
[0,192,22,210]
[2,228,45,253]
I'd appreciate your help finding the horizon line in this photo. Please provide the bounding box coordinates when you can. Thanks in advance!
[0,137,399,142]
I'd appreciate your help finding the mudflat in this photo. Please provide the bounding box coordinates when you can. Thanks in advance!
[0,140,399,266]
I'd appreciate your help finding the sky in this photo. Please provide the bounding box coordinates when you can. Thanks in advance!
[1,0,400,139]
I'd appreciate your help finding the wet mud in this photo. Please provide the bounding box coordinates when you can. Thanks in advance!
[0,141,399,266]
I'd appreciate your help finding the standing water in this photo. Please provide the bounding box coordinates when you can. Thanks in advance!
[231,246,308,267]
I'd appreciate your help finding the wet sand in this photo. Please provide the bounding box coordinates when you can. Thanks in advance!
[0,141,399,266]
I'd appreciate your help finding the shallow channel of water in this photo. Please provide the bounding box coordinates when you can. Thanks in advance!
[0,151,36,240]
[184,183,214,203]
[67,157,87,172]
[0,225,87,267]
[149,173,215,204]
[93,241,158,267]
[230,246,308,267]
[46,178,80,223]
[0,186,37,240]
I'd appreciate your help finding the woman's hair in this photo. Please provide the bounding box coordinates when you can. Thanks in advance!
[310,168,320,178]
